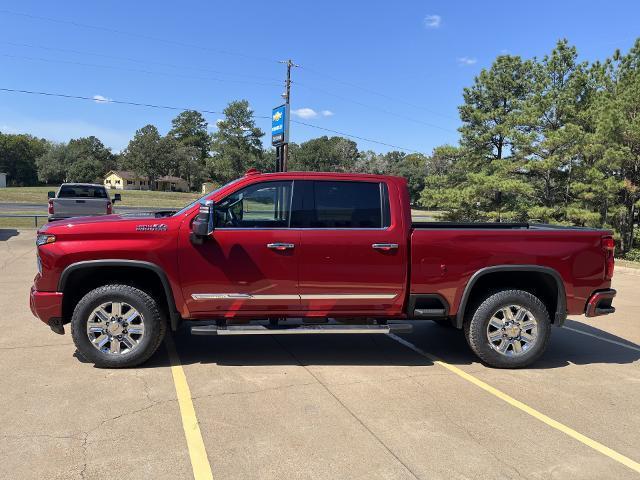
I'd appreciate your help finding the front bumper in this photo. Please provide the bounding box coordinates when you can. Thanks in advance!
[584,289,616,317]
[29,286,64,333]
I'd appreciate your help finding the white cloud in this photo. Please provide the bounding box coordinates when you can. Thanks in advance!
[92,94,112,104]
[292,108,318,119]
[457,56,477,66]
[424,14,441,29]
[292,108,334,119]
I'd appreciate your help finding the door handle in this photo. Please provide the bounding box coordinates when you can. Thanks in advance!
[267,242,295,251]
[372,243,398,251]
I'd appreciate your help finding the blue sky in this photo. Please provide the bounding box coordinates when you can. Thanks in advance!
[1,1,639,154]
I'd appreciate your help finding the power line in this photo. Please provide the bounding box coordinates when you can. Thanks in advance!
[1,9,457,127]
[294,81,456,133]
[0,87,243,117]
[290,120,422,153]
[0,9,279,64]
[0,53,281,88]
[299,65,457,120]
[0,87,425,153]
[0,41,282,83]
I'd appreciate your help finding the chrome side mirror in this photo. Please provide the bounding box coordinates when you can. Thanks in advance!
[191,200,214,243]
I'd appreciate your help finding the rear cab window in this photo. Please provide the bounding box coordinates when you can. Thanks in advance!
[292,180,391,229]
[58,185,108,199]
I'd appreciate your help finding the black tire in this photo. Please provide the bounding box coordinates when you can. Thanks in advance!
[71,284,166,368]
[464,289,551,368]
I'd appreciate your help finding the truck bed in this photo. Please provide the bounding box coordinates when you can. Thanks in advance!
[409,225,611,319]
[411,222,602,231]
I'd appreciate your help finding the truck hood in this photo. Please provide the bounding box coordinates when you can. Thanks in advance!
[40,211,179,234]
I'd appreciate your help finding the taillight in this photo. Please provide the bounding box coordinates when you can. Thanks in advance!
[48,199,54,215]
[602,236,615,280]
[106,202,112,214]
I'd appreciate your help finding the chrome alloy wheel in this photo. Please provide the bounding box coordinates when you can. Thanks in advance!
[486,305,538,356]
[86,301,145,355]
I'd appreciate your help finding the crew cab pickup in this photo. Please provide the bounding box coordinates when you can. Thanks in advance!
[48,183,120,221]
[30,171,617,368]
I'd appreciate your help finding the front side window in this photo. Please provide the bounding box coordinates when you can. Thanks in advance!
[215,181,292,228]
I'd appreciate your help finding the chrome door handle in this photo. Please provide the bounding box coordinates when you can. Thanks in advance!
[372,243,398,251]
[267,242,295,251]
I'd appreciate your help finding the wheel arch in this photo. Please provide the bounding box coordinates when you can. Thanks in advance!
[454,265,567,329]
[59,260,181,331]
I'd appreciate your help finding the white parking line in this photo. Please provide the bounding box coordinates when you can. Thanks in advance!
[564,326,640,352]
[388,334,640,475]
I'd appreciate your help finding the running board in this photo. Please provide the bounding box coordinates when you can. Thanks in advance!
[191,323,412,336]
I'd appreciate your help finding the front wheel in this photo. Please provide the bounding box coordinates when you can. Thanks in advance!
[71,284,166,368]
[464,289,551,368]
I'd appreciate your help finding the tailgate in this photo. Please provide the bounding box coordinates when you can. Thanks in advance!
[53,198,110,217]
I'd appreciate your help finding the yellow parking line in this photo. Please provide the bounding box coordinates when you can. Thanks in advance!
[165,335,214,480]
[389,334,640,474]
[564,326,640,353]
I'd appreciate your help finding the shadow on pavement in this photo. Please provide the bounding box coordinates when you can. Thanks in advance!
[123,318,639,371]
[0,229,19,241]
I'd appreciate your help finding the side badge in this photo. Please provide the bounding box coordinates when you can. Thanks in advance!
[136,224,168,232]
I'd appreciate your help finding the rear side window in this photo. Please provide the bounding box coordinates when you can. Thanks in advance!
[58,186,108,198]
[292,180,390,228]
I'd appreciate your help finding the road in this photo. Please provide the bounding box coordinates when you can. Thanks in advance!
[0,202,167,214]
[1,229,638,479]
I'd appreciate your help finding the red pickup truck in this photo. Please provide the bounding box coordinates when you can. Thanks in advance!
[30,170,616,369]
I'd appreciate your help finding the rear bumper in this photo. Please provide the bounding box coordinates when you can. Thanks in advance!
[29,286,64,332]
[584,289,616,317]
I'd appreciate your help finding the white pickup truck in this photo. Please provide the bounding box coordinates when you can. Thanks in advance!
[48,183,120,221]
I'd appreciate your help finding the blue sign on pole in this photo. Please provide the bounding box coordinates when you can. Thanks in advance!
[271,104,288,146]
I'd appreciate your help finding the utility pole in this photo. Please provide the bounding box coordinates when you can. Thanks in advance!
[276,59,298,172]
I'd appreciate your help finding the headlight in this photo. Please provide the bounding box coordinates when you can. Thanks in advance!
[36,234,56,246]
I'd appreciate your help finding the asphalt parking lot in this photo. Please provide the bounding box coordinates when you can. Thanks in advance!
[1,229,639,480]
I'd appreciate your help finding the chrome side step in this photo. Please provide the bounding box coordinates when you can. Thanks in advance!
[191,323,412,336]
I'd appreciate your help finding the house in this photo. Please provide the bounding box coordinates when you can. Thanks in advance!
[0,172,6,188]
[104,170,149,190]
[157,175,189,192]
[104,171,188,192]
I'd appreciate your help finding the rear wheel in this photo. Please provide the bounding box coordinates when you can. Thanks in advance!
[464,289,551,368]
[71,284,166,368]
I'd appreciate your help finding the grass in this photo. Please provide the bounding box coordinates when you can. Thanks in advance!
[0,186,201,208]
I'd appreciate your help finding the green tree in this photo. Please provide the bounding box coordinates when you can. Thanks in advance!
[122,125,167,187]
[422,55,537,221]
[169,110,211,160]
[209,100,264,182]
[289,136,358,172]
[387,152,428,204]
[36,136,115,184]
[459,55,535,161]
[586,41,640,252]
[36,142,69,184]
[0,132,48,185]
[518,40,592,223]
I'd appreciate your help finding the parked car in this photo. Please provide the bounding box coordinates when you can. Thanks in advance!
[47,183,120,221]
[31,170,616,368]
